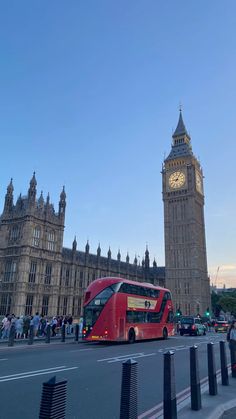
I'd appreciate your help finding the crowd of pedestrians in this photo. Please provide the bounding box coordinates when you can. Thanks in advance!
[0,313,83,340]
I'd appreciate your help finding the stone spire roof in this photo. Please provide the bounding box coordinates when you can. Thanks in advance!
[7,178,14,194]
[172,110,188,138]
[165,110,193,161]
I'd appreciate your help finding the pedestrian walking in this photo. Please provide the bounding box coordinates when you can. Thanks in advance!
[1,315,11,339]
[32,312,40,337]
[229,321,236,376]
[51,317,57,336]
[79,316,83,337]
[15,316,24,339]
[23,315,30,339]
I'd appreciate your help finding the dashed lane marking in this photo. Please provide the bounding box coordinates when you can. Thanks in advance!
[0,365,78,383]
[69,348,93,353]
[97,352,157,363]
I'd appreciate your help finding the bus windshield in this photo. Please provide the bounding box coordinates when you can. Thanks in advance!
[84,284,119,328]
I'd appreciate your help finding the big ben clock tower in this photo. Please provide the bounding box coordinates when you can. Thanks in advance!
[162,110,210,316]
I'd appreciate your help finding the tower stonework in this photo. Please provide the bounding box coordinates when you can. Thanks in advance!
[162,111,210,316]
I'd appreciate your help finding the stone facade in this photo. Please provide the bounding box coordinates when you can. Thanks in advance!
[162,111,211,315]
[0,174,164,317]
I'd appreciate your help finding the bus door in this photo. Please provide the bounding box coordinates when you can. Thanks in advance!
[119,318,125,339]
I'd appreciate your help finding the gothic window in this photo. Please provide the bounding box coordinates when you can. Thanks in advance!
[10,225,20,241]
[80,271,83,280]
[59,267,63,286]
[184,283,187,295]
[65,269,70,286]
[72,297,81,317]
[44,264,52,285]
[92,273,96,281]
[28,261,37,283]
[25,294,34,316]
[0,293,12,315]
[63,297,67,315]
[42,295,49,316]
[32,226,40,247]
[57,296,61,316]
[47,231,55,251]
[4,260,16,282]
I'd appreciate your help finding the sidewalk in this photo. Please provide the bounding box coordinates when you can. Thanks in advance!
[0,334,80,347]
[178,373,236,419]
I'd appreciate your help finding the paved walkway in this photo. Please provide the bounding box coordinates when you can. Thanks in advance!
[179,372,236,419]
[222,407,236,418]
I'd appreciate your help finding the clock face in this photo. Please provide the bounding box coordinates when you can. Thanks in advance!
[196,172,203,194]
[168,171,186,189]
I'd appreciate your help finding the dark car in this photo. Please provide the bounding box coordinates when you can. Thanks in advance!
[179,316,206,336]
[214,320,229,333]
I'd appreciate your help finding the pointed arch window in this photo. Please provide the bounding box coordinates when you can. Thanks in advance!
[47,231,55,251]
[32,226,41,247]
[10,225,20,241]
[44,264,52,285]
[4,260,17,282]
[0,294,12,315]
[28,261,37,283]
[25,295,34,316]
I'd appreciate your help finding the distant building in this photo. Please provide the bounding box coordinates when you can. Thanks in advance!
[0,174,164,317]
[211,285,236,295]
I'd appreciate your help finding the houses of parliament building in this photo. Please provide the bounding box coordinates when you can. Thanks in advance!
[0,111,210,318]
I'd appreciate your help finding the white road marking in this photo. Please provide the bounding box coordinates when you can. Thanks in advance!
[108,353,156,363]
[97,353,145,362]
[0,359,8,361]
[0,366,67,380]
[0,366,78,383]
[97,352,156,363]
[69,348,93,353]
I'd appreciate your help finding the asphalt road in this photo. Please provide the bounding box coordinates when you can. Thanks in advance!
[0,332,230,419]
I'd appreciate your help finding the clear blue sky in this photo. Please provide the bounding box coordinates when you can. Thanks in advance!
[0,1,235,287]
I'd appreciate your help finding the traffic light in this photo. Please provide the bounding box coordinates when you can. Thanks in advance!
[205,307,210,317]
[176,308,182,317]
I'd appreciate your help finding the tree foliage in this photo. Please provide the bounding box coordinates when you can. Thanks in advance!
[218,296,236,316]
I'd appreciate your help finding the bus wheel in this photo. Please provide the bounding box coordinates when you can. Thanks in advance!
[128,328,135,344]
[162,328,168,340]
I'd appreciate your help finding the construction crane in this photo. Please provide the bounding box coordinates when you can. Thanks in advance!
[214,266,220,287]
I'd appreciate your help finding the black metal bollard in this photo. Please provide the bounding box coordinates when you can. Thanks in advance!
[45,325,51,344]
[120,359,138,419]
[220,341,229,385]
[230,340,236,378]
[74,324,79,342]
[163,350,177,419]
[39,376,67,419]
[61,324,65,342]
[28,324,34,345]
[190,345,201,410]
[8,324,16,347]
[207,342,217,395]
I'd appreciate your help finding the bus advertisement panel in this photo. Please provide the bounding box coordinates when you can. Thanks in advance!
[82,277,174,343]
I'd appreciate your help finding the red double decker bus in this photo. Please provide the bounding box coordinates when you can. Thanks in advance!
[82,277,174,343]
